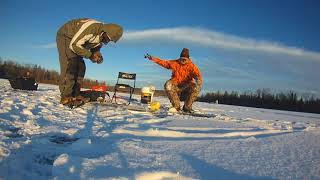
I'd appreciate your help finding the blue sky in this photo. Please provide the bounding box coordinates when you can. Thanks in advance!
[1,0,320,97]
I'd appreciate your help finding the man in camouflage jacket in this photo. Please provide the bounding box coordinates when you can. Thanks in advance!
[146,48,202,113]
[56,18,123,107]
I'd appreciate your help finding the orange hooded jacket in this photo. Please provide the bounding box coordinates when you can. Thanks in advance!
[151,57,202,85]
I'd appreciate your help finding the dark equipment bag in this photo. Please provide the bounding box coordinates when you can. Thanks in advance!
[9,77,38,91]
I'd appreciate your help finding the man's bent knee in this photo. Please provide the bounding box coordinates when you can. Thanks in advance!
[164,80,174,91]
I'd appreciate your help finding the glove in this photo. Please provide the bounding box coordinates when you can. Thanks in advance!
[96,56,103,64]
[90,51,103,64]
[144,53,152,60]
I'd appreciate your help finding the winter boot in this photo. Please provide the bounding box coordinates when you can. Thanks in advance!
[60,96,76,106]
[60,96,89,108]
[182,106,194,113]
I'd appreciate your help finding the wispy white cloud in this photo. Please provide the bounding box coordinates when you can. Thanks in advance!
[123,27,320,61]
[36,27,320,61]
[26,27,320,96]
[33,43,56,49]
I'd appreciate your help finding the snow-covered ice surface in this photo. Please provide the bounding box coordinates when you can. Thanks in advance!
[0,78,319,180]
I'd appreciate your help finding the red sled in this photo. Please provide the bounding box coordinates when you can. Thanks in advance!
[81,85,110,102]
[91,85,107,92]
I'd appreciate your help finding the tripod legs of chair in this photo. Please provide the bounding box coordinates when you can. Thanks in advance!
[111,86,134,105]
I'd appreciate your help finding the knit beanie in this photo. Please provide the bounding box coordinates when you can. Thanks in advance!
[180,48,190,59]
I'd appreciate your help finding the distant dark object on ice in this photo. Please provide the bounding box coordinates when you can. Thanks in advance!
[9,77,38,91]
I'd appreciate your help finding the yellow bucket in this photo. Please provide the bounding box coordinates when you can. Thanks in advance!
[149,101,161,112]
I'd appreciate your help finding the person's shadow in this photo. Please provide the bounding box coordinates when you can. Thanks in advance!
[181,154,275,180]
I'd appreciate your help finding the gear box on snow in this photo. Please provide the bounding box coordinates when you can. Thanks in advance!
[9,77,38,91]
[81,85,109,102]
[141,86,155,104]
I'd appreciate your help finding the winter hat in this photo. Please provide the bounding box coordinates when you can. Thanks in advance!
[101,23,123,43]
[180,48,190,59]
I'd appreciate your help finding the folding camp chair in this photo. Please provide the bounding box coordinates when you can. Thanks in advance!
[111,72,136,105]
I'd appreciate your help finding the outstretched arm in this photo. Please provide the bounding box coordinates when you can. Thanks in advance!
[151,57,172,69]
[145,54,172,69]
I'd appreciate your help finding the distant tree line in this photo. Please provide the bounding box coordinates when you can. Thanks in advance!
[0,58,105,88]
[198,89,320,114]
[2,58,319,113]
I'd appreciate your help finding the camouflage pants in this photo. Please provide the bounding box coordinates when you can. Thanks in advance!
[164,79,200,111]
[56,33,86,98]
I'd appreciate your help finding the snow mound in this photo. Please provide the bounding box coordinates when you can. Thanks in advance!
[113,127,292,138]
[52,153,82,179]
[136,171,192,180]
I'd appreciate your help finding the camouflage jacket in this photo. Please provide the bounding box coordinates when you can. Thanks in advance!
[57,18,122,59]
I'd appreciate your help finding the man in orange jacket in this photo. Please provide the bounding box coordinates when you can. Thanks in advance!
[146,48,202,113]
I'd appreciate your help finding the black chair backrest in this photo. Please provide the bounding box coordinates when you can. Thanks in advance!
[118,72,136,80]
